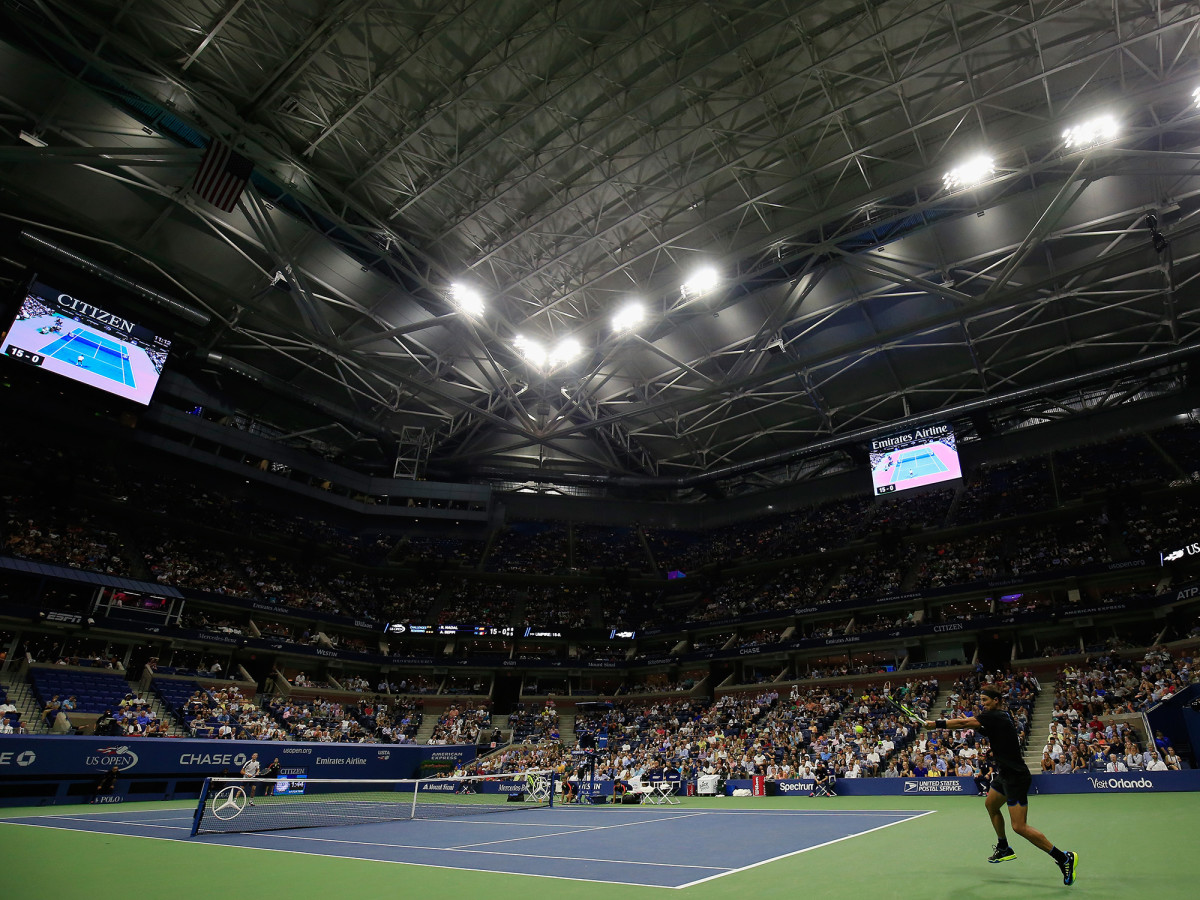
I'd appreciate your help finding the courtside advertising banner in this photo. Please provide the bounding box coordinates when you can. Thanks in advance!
[726,772,1200,795]
[0,735,473,779]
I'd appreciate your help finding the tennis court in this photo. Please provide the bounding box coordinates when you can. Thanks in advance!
[2,802,929,888]
[2,793,1195,898]
[37,327,135,388]
[889,447,949,482]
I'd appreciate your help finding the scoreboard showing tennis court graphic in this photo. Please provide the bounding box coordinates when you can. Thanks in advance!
[869,422,963,496]
[0,279,172,406]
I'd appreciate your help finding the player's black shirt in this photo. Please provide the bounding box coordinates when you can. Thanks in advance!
[974,708,1029,777]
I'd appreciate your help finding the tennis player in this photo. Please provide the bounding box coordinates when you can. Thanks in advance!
[921,686,1077,885]
[260,757,281,797]
[241,752,261,805]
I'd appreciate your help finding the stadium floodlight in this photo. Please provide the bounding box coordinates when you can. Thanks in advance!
[680,265,720,299]
[612,302,645,334]
[512,334,546,367]
[513,334,582,369]
[548,337,582,367]
[942,155,995,192]
[1062,113,1118,151]
[448,283,485,317]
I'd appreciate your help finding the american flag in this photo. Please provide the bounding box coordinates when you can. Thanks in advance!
[192,140,254,212]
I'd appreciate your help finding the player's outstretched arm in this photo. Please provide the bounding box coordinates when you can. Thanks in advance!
[921,715,980,729]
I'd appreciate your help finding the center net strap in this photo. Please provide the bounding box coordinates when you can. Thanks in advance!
[191,771,555,836]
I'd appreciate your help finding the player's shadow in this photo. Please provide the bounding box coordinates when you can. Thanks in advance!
[946,876,1074,900]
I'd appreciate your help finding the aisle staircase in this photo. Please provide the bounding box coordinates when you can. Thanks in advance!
[145,692,187,736]
[414,713,440,744]
[1023,687,1057,769]
[558,714,576,749]
[0,670,47,733]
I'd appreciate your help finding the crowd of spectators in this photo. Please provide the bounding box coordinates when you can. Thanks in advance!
[254,694,416,743]
[438,582,520,625]
[521,584,592,628]
[425,703,491,744]
[574,524,647,570]
[142,535,250,595]
[1055,434,1176,497]
[1041,648,1194,773]
[508,701,561,743]
[955,457,1055,524]
[485,522,569,573]
[4,498,133,576]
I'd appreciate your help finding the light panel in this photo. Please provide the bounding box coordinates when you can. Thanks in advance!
[943,155,995,192]
[448,283,485,317]
[612,302,645,334]
[1062,113,1118,151]
[512,335,582,369]
[681,265,720,299]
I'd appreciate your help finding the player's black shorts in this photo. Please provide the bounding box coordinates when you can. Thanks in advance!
[990,770,1031,805]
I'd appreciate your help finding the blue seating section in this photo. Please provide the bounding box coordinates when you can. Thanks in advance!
[30,668,133,715]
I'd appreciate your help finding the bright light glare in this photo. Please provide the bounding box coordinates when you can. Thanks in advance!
[513,335,582,369]
[1062,114,1118,151]
[681,265,720,298]
[943,155,994,192]
[549,338,582,367]
[513,334,545,366]
[448,283,484,317]
[612,302,645,333]
[1194,86,1200,108]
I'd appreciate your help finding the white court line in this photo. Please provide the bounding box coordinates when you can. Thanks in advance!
[0,806,195,820]
[250,828,726,870]
[24,815,192,832]
[449,811,707,849]
[674,809,937,889]
[10,812,717,870]
[0,820,698,890]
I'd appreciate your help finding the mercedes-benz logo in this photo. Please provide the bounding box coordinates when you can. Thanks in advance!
[211,785,248,820]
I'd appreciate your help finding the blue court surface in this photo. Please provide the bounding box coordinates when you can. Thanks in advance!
[38,328,135,388]
[890,449,949,483]
[1,805,932,888]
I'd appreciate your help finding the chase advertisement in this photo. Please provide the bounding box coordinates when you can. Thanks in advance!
[0,735,473,779]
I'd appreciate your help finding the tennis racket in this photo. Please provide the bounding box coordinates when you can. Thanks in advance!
[882,681,926,726]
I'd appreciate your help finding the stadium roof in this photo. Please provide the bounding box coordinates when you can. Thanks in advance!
[2,1,1200,501]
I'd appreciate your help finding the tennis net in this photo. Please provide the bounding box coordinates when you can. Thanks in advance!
[69,332,124,358]
[190,770,555,835]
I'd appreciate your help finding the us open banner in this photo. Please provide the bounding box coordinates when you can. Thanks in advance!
[0,735,473,780]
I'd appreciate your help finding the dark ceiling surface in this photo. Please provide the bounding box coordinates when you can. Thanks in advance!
[1,0,1200,500]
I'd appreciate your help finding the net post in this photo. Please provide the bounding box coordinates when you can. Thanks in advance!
[190,778,211,837]
[548,773,555,809]
[409,777,418,821]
